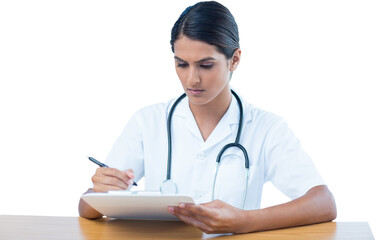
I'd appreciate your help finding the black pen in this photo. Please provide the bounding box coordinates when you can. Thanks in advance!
[88,156,137,186]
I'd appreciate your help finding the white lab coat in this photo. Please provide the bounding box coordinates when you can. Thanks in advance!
[104,94,325,210]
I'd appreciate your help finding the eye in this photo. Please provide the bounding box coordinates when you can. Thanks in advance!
[177,62,188,68]
[200,63,213,69]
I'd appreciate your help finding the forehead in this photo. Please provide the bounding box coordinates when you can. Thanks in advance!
[174,36,224,61]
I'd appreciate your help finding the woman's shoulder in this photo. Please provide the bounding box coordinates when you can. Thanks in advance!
[131,98,178,122]
[240,99,289,138]
[242,102,293,147]
[244,100,284,127]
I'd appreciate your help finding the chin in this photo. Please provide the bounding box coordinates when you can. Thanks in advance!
[187,95,212,106]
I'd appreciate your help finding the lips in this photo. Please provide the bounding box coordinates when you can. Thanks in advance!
[188,88,204,95]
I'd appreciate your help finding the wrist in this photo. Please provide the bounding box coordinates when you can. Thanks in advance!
[234,209,258,234]
[237,209,262,233]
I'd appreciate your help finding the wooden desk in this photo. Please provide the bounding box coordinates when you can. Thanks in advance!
[0,215,374,240]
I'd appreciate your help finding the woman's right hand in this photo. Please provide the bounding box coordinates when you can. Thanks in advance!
[79,168,135,219]
[91,168,135,192]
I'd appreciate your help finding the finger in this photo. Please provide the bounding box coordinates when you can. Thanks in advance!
[200,199,223,208]
[93,183,124,193]
[173,206,213,225]
[175,213,214,233]
[102,176,129,189]
[124,169,135,181]
[92,174,129,190]
[98,167,131,185]
[179,203,217,219]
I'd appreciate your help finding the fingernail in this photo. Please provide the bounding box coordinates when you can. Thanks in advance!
[179,203,185,208]
[168,207,174,214]
[127,180,133,185]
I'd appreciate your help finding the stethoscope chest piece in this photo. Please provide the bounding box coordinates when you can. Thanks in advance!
[160,179,178,194]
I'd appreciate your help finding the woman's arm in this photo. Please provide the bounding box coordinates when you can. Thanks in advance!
[170,185,336,234]
[244,185,336,233]
[78,168,136,219]
[79,189,103,219]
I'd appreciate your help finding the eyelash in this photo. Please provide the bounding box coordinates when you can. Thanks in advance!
[177,63,213,69]
[200,64,213,69]
[177,63,188,68]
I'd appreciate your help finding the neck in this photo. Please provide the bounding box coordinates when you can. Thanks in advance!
[189,89,232,117]
[188,86,232,141]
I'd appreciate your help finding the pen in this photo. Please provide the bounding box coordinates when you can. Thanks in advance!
[88,156,137,186]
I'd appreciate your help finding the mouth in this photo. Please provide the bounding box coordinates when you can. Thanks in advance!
[187,88,204,95]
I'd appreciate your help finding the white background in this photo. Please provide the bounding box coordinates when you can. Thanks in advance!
[0,0,375,234]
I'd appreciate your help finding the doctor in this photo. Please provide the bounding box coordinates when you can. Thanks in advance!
[79,1,337,234]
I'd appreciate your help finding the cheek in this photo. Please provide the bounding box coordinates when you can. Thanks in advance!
[175,67,184,81]
[175,68,186,82]
[204,68,228,85]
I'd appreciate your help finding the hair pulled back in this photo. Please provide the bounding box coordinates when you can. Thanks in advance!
[170,1,239,59]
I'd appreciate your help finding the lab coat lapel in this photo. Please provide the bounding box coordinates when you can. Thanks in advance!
[171,94,252,149]
[185,97,236,147]
[202,96,239,151]
[186,109,206,142]
[172,97,204,142]
[202,117,232,151]
[202,94,253,151]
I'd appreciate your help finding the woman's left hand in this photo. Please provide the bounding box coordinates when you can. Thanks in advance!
[168,200,248,234]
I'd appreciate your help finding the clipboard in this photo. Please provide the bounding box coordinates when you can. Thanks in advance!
[82,191,195,220]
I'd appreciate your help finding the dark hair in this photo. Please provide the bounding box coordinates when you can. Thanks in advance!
[170,1,239,59]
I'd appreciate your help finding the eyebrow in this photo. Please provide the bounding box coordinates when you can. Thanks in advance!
[174,56,216,63]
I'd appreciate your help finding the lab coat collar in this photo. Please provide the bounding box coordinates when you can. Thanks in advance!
[171,92,252,150]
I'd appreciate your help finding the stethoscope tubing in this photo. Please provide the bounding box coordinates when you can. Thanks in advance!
[164,89,250,209]
[166,93,187,180]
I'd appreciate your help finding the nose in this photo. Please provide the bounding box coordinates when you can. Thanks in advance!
[187,67,200,85]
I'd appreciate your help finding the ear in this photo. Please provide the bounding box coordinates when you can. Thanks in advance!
[229,48,241,71]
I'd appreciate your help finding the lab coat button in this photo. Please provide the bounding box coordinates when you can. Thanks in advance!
[197,152,206,160]
[194,192,203,199]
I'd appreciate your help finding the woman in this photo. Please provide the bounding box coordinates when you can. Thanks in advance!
[79,1,336,234]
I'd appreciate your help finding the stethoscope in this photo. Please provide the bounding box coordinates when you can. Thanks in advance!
[160,90,250,209]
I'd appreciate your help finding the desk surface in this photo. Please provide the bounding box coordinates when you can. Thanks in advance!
[0,215,374,240]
